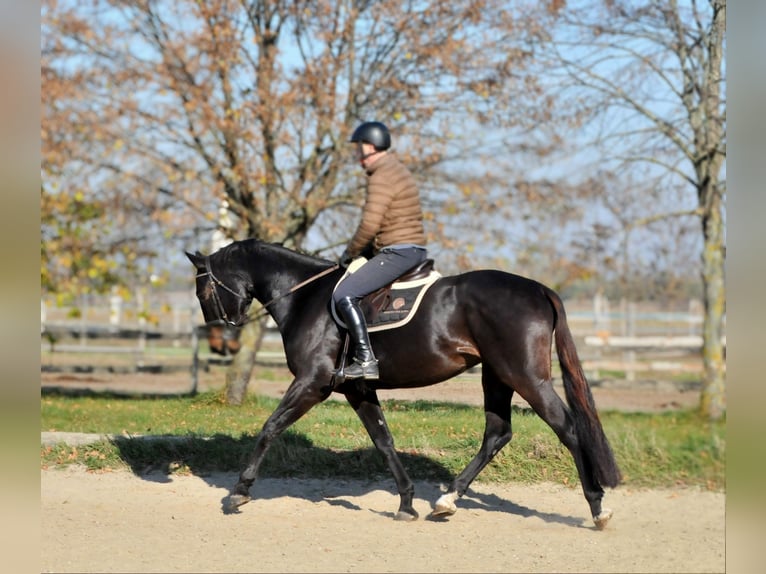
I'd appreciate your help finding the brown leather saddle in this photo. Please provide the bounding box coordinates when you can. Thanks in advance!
[332,258,440,332]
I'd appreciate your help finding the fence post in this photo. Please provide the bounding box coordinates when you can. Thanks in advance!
[190,325,199,395]
[79,294,88,347]
[591,292,610,380]
[625,301,636,381]
[593,290,611,334]
[109,288,122,329]
[688,298,703,336]
[172,304,183,348]
[135,289,147,370]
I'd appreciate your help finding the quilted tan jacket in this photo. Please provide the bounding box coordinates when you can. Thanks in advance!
[347,153,426,256]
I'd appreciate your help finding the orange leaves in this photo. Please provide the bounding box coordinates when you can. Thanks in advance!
[85,449,107,461]
[42,0,574,286]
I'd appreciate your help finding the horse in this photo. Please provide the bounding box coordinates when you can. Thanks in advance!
[186,238,621,528]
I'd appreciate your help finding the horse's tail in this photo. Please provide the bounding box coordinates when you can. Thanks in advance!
[546,288,622,488]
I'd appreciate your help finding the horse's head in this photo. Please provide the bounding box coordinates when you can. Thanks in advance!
[186,250,251,356]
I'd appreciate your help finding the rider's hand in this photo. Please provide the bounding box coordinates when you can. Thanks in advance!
[339,249,353,268]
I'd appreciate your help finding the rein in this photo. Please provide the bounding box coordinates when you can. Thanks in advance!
[258,264,340,312]
[197,257,340,327]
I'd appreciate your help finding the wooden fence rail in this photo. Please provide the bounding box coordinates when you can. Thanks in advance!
[41,322,286,394]
[42,322,709,393]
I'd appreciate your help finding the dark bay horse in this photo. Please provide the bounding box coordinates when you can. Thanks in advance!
[186,239,621,528]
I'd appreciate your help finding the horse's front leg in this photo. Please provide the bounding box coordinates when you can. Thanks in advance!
[225,377,326,513]
[345,389,418,521]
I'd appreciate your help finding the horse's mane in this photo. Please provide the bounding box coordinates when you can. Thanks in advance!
[213,238,335,271]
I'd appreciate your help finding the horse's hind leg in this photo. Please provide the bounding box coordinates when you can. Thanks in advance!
[433,368,513,517]
[344,389,418,521]
[519,381,610,527]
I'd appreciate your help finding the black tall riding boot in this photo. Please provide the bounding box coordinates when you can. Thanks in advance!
[336,296,379,380]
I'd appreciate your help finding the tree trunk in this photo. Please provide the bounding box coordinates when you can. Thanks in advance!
[224,309,264,406]
[698,189,726,420]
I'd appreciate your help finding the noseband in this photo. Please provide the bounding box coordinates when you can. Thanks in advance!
[196,256,248,330]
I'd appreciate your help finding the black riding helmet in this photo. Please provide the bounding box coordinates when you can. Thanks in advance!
[350,121,391,151]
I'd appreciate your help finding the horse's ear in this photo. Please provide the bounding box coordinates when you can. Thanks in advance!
[185,251,204,268]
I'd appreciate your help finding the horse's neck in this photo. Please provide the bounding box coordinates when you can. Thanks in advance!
[246,243,333,323]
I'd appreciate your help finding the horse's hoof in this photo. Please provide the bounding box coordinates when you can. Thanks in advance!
[593,508,613,530]
[223,493,251,514]
[432,493,458,517]
[430,506,456,517]
[394,509,418,522]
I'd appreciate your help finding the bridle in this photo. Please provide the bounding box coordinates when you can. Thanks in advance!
[196,255,340,330]
[196,256,249,329]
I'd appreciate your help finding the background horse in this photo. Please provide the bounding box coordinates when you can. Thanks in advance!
[187,239,621,528]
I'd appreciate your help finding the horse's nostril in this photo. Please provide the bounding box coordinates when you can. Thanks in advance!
[226,340,242,355]
[207,334,226,354]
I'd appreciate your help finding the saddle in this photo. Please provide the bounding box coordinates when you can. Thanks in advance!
[331,258,441,332]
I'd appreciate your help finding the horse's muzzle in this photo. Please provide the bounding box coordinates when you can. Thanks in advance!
[206,323,242,356]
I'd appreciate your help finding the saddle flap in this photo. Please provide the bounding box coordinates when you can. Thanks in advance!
[331,258,441,332]
[360,259,435,321]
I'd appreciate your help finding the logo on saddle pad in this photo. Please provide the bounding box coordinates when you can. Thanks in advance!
[331,257,441,332]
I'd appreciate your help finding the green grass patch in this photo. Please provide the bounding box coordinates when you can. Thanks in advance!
[41,391,724,490]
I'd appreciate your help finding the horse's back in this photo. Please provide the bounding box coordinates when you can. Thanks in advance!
[439,269,555,309]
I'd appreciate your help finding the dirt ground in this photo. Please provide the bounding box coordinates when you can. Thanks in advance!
[41,369,724,573]
[41,467,724,573]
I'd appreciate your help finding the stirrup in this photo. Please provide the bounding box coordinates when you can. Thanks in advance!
[342,358,379,380]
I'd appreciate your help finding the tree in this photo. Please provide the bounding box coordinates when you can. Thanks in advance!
[42,0,562,253]
[42,0,564,400]
[534,0,726,419]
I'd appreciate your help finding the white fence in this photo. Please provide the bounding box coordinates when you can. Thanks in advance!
[41,291,709,337]
[41,291,714,384]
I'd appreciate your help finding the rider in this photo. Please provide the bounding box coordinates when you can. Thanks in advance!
[333,121,428,380]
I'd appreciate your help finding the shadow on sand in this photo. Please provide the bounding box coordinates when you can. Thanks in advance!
[42,387,584,528]
[107,431,584,528]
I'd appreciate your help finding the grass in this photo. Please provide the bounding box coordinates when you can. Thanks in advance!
[40,391,724,490]
[592,368,701,384]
